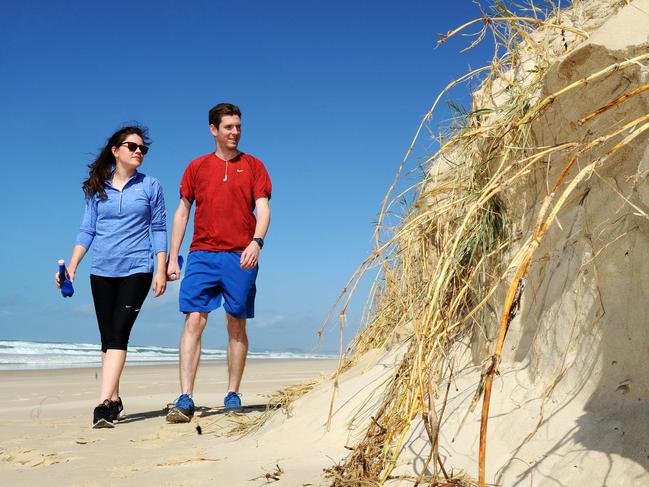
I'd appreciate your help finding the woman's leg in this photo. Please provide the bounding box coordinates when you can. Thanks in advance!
[102,273,153,400]
[98,352,119,401]
[90,275,119,403]
[100,349,127,401]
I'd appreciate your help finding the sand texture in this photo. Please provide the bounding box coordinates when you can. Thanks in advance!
[0,360,337,486]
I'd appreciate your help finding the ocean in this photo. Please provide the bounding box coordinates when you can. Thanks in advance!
[0,340,334,371]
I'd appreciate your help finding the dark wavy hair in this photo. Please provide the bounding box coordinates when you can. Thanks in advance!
[82,125,151,199]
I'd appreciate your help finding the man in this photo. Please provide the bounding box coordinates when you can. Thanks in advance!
[166,103,271,422]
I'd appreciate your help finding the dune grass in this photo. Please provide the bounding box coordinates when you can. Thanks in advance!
[321,1,648,485]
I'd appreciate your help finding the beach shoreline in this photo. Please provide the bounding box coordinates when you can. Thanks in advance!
[0,339,335,371]
[0,359,337,486]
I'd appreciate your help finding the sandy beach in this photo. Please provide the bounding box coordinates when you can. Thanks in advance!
[0,359,337,486]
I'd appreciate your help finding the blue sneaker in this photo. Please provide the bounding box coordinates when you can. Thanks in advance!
[166,394,195,423]
[224,391,243,413]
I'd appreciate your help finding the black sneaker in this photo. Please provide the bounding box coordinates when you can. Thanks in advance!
[109,397,125,421]
[92,400,115,429]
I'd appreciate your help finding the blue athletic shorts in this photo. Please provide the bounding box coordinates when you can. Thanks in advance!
[179,250,258,318]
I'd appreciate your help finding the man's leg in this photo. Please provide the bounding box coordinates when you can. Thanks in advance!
[179,311,209,394]
[226,313,248,392]
[168,311,208,423]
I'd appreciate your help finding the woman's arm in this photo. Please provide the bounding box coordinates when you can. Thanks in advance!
[152,250,167,297]
[149,177,168,296]
[55,244,87,287]
[149,177,168,258]
[56,197,96,287]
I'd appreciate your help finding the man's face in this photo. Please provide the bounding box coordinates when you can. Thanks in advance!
[210,115,241,151]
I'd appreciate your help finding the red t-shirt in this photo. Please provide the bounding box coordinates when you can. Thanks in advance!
[180,152,272,252]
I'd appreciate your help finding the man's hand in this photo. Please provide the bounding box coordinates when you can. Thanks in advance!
[153,270,167,297]
[167,258,181,281]
[240,241,261,269]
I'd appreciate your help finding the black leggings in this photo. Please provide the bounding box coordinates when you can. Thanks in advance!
[90,273,153,352]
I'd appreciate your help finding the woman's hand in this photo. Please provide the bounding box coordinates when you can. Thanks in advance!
[56,246,85,289]
[153,270,167,297]
[54,266,75,288]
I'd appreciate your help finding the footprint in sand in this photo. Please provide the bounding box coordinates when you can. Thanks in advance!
[0,447,70,468]
[156,456,220,467]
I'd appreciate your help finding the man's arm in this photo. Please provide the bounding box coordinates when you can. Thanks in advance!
[167,197,192,280]
[240,197,270,269]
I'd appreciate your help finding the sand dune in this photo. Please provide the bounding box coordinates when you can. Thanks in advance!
[299,1,649,485]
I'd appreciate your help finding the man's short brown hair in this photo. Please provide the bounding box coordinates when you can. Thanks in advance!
[209,103,241,128]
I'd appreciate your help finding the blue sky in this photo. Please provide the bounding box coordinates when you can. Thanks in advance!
[0,1,494,353]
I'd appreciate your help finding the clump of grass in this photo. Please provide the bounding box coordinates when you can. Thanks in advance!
[224,379,323,437]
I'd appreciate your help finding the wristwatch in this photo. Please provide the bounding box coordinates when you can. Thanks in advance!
[253,237,264,249]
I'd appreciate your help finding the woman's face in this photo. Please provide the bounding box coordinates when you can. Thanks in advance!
[112,133,146,172]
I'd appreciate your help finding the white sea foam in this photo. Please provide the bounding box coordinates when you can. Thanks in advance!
[0,340,334,370]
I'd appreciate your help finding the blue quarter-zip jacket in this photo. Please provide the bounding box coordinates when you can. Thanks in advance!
[75,172,168,277]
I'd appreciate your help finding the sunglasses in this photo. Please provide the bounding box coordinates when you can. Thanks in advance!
[119,141,149,155]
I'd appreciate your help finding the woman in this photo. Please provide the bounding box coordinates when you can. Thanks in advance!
[55,125,168,428]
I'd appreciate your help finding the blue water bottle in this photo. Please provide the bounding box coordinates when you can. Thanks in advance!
[58,259,74,298]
